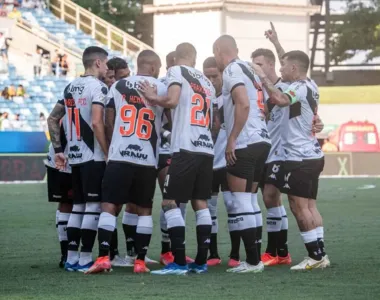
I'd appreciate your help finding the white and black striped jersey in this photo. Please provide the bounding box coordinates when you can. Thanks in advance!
[222,59,271,149]
[45,122,71,173]
[265,79,290,163]
[282,79,324,161]
[213,94,227,170]
[60,75,108,165]
[166,65,215,156]
[158,76,171,155]
[107,76,166,167]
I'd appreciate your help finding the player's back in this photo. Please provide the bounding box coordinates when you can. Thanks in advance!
[166,65,215,156]
[108,75,165,167]
[63,76,108,165]
[222,59,270,149]
[282,79,323,161]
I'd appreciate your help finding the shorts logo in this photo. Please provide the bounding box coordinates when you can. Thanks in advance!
[191,134,213,149]
[119,144,147,161]
[283,172,291,189]
[69,145,83,159]
[272,164,280,173]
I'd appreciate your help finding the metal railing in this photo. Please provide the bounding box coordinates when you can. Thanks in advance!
[48,0,153,57]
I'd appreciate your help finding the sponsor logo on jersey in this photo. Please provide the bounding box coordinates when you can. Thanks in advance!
[260,129,270,139]
[68,145,83,159]
[228,217,243,224]
[69,85,85,95]
[119,144,148,160]
[191,134,213,149]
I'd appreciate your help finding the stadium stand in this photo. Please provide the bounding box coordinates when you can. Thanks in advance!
[0,1,149,131]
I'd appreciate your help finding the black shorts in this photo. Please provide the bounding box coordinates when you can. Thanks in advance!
[102,161,157,208]
[212,168,229,194]
[253,144,271,182]
[259,161,284,189]
[163,151,213,203]
[71,161,106,204]
[158,154,171,172]
[47,167,73,203]
[227,142,271,181]
[281,158,325,199]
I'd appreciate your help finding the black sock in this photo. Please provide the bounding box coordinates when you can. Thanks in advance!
[229,231,241,260]
[209,233,219,258]
[241,227,259,265]
[67,227,81,252]
[81,229,97,253]
[256,226,262,259]
[60,241,68,258]
[305,241,323,261]
[98,228,113,257]
[161,228,171,254]
[135,232,152,261]
[123,223,137,256]
[110,228,119,260]
[195,224,212,265]
[266,232,278,257]
[317,238,326,256]
[278,229,289,257]
[168,226,186,266]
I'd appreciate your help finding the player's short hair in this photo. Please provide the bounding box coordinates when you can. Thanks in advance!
[203,57,217,69]
[251,48,276,63]
[175,43,197,60]
[166,51,176,67]
[137,50,160,66]
[213,35,237,53]
[82,46,108,69]
[107,57,128,71]
[282,50,310,73]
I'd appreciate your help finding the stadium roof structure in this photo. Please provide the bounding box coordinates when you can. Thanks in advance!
[143,0,320,16]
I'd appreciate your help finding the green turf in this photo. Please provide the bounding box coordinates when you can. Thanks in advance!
[1,179,380,300]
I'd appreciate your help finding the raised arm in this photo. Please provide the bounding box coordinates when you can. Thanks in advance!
[265,22,286,60]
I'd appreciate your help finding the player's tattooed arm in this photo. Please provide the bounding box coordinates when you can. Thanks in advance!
[265,22,286,60]
[47,102,66,153]
[250,63,290,107]
[105,106,116,145]
[211,103,221,144]
[139,81,180,109]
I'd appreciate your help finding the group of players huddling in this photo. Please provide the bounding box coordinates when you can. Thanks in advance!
[46,22,330,275]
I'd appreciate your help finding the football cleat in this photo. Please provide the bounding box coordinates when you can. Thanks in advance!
[111,255,133,267]
[77,261,94,273]
[134,259,150,273]
[227,258,240,268]
[64,261,78,272]
[290,257,324,271]
[151,263,189,275]
[188,262,208,274]
[277,254,292,265]
[207,257,222,266]
[85,256,111,274]
[59,255,67,268]
[261,253,278,266]
[125,254,159,265]
[145,256,159,264]
[226,261,264,273]
[321,255,331,268]
[160,252,174,266]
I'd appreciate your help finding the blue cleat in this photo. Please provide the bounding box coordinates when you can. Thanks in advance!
[76,261,94,273]
[151,263,189,275]
[188,262,208,274]
[64,261,79,272]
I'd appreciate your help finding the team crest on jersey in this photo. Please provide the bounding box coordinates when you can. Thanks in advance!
[68,145,82,159]
[119,144,147,161]
[191,134,213,149]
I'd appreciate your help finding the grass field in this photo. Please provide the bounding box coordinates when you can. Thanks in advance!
[1,178,380,300]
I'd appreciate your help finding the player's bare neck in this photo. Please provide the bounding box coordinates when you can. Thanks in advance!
[292,74,307,82]
[176,58,193,68]
[83,68,99,79]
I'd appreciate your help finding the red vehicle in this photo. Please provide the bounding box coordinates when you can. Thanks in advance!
[330,121,380,152]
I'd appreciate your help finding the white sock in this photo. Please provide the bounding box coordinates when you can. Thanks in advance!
[58,212,70,242]
[179,203,187,222]
[160,209,170,243]
[66,204,85,264]
[280,205,288,230]
[266,207,282,232]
